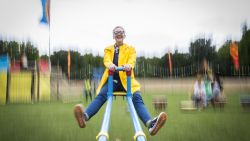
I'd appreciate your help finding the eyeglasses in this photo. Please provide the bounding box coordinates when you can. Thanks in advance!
[113,30,124,35]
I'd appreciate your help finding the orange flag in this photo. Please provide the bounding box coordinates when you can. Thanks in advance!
[68,49,71,79]
[168,49,172,75]
[230,42,239,71]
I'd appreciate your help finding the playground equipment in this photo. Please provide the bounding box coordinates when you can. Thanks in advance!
[153,95,167,112]
[96,67,146,141]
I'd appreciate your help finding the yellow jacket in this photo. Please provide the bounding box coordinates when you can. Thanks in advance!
[96,43,141,95]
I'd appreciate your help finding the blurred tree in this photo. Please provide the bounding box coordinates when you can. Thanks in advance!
[239,28,250,65]
[217,40,232,75]
[189,38,217,70]
[0,40,39,61]
[0,40,8,55]
[40,54,49,60]
[242,21,248,36]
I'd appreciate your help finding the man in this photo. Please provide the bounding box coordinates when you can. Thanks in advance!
[74,26,167,136]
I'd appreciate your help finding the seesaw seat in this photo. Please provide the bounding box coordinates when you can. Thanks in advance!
[113,91,126,96]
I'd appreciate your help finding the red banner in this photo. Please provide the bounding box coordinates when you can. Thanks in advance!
[67,49,71,79]
[11,60,21,72]
[39,59,49,73]
[168,50,172,75]
[230,42,239,71]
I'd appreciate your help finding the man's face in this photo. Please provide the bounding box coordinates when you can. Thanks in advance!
[113,27,125,44]
[114,34,124,43]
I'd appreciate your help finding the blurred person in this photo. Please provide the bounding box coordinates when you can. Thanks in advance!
[193,71,206,109]
[211,72,225,102]
[73,26,167,136]
[83,78,92,102]
[202,58,213,107]
[21,52,28,69]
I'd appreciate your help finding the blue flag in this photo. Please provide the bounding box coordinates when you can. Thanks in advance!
[40,0,50,25]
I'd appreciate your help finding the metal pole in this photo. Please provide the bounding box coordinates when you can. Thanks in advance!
[127,96,146,141]
[97,96,112,141]
[143,61,146,95]
[97,70,114,141]
[48,25,51,73]
[126,70,146,141]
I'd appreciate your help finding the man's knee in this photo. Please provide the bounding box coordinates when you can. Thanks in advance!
[132,92,143,103]
[96,85,108,99]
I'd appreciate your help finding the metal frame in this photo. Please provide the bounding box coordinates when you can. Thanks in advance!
[96,67,146,141]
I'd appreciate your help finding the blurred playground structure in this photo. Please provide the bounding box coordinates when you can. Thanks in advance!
[0,55,50,105]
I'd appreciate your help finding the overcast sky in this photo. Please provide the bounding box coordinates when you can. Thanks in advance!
[0,0,250,57]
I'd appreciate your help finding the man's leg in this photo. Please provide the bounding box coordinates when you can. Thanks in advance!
[132,92,152,126]
[84,83,109,120]
[74,83,108,128]
[132,92,167,136]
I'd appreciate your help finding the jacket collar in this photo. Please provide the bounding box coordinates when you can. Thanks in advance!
[113,43,127,51]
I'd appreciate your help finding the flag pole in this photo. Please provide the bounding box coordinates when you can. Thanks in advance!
[168,49,173,95]
[49,0,51,73]
[49,24,51,72]
[143,61,146,95]
[40,0,51,71]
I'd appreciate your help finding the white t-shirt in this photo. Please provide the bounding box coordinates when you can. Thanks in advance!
[194,81,206,97]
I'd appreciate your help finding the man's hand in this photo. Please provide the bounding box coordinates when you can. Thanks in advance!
[123,64,131,71]
[108,64,117,71]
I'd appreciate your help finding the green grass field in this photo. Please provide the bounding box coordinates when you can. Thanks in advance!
[0,91,250,141]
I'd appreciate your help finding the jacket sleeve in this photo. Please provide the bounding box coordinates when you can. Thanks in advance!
[103,47,113,68]
[127,46,136,69]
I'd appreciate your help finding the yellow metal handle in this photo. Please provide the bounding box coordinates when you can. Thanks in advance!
[133,131,146,141]
[96,131,109,140]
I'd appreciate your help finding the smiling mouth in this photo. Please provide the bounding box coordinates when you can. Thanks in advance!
[115,35,123,39]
